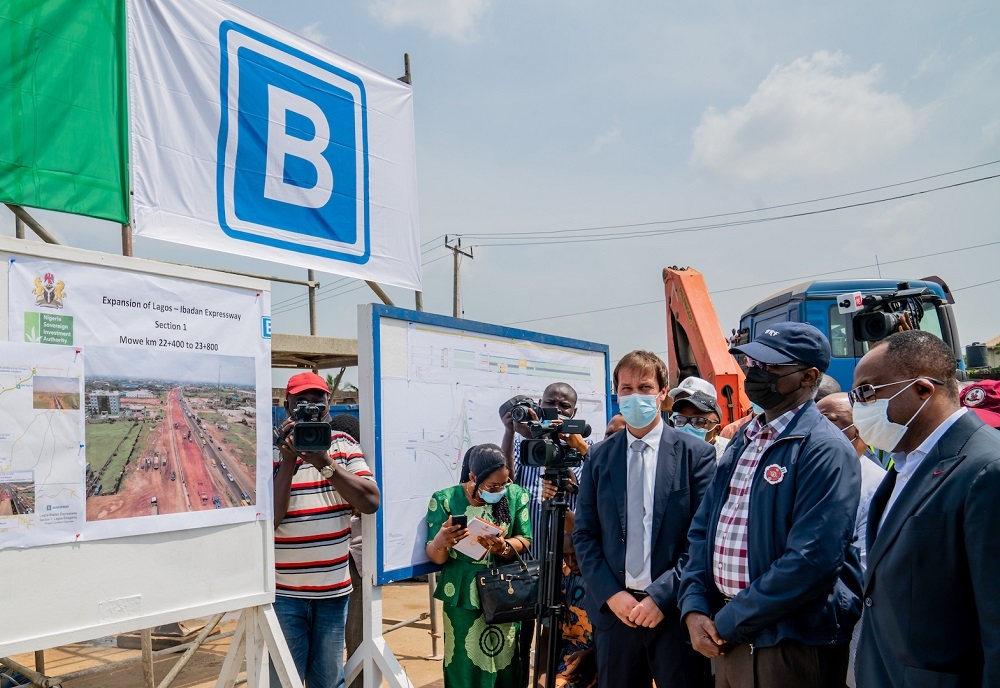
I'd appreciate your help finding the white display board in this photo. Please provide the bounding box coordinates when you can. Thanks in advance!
[0,237,274,657]
[358,305,610,584]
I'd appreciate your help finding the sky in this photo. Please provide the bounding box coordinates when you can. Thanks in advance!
[4,0,999,387]
[85,347,256,386]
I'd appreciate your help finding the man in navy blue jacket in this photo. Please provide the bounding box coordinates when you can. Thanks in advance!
[678,322,862,688]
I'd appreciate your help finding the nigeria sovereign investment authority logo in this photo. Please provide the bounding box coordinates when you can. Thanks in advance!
[217,22,370,263]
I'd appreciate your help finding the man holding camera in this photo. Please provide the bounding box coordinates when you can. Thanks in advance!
[574,351,716,688]
[500,382,590,685]
[271,372,380,688]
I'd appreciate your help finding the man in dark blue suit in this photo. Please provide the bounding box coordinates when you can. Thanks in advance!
[852,331,1000,687]
[574,351,716,687]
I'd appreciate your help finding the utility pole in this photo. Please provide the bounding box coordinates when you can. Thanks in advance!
[445,235,473,319]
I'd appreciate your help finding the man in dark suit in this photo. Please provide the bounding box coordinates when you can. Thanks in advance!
[852,330,1000,687]
[574,350,716,687]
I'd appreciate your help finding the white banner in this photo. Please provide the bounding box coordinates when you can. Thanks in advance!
[127,0,421,290]
[7,257,272,546]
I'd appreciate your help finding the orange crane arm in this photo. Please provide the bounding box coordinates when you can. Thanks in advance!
[663,266,750,426]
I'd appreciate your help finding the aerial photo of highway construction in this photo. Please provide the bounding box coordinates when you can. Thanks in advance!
[84,349,258,521]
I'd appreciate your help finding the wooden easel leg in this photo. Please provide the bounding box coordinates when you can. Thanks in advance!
[214,612,247,688]
[257,604,302,688]
[216,607,302,688]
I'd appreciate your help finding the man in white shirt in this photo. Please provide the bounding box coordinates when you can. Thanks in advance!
[852,330,1000,688]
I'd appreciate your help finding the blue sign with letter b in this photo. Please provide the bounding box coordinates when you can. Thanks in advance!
[218,23,369,263]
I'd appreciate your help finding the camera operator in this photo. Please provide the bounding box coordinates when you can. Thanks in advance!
[500,382,591,686]
[271,372,380,688]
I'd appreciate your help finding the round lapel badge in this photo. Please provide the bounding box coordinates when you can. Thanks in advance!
[963,387,986,407]
[763,464,787,485]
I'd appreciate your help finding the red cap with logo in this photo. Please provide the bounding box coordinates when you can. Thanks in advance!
[961,380,1000,428]
[286,372,329,396]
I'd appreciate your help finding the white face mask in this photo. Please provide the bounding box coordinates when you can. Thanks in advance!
[852,380,932,453]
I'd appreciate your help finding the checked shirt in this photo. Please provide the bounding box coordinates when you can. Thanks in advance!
[712,406,801,597]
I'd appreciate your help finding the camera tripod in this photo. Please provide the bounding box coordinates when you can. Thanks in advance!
[532,467,577,688]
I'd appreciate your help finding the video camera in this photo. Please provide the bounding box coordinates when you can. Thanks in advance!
[498,395,591,469]
[291,401,332,452]
[837,283,930,342]
[498,395,542,424]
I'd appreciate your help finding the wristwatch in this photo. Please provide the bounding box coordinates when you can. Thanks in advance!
[318,462,336,480]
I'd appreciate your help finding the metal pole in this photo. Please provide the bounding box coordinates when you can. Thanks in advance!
[14,215,24,239]
[307,269,317,335]
[427,572,442,659]
[122,223,133,257]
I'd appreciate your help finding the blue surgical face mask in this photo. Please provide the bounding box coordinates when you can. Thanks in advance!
[676,423,709,441]
[750,402,765,415]
[618,393,660,429]
[479,487,506,504]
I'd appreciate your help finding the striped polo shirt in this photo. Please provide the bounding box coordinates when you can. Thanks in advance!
[273,432,374,599]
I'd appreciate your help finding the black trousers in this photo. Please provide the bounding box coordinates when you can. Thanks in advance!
[714,640,849,688]
[593,614,709,688]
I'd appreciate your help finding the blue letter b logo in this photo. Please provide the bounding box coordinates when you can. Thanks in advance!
[218,23,370,263]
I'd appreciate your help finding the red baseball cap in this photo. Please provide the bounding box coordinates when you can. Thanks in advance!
[961,380,1000,428]
[286,372,329,396]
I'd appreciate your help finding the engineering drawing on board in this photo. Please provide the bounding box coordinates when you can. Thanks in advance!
[376,320,608,579]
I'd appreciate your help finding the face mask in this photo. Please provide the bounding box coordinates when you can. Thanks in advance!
[852,381,932,453]
[619,393,660,429]
[743,366,801,411]
[750,402,765,415]
[676,423,709,441]
[479,486,506,504]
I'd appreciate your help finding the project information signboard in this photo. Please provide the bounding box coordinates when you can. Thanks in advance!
[3,256,272,548]
[361,306,610,584]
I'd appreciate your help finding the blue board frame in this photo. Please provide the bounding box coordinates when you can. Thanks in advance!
[367,305,611,585]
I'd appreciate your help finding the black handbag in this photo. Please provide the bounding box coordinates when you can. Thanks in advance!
[475,546,539,624]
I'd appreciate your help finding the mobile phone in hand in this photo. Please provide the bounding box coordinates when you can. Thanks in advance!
[451,515,467,529]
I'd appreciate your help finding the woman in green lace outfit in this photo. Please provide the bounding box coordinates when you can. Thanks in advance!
[425,444,533,688]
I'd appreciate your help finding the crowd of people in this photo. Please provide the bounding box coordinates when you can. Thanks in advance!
[270,324,1000,688]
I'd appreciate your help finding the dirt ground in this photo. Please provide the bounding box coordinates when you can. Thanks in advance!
[5,582,445,688]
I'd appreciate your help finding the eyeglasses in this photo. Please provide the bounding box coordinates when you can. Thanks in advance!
[740,357,805,374]
[670,414,719,430]
[481,479,512,493]
[847,377,943,406]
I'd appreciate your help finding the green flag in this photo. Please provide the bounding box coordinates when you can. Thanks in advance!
[0,0,129,224]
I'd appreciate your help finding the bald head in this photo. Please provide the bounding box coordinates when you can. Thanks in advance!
[817,392,865,457]
[605,413,626,439]
[816,393,852,431]
[815,375,842,402]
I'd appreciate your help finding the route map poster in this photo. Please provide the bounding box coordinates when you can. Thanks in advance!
[0,342,85,549]
[377,318,608,576]
[5,257,271,547]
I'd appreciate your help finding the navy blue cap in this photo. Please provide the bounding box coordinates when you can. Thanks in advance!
[729,321,831,373]
[672,391,722,419]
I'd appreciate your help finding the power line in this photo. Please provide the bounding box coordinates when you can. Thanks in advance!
[270,240,447,311]
[953,277,1000,292]
[459,159,1000,240]
[502,239,1000,326]
[464,174,1000,248]
[270,252,452,316]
